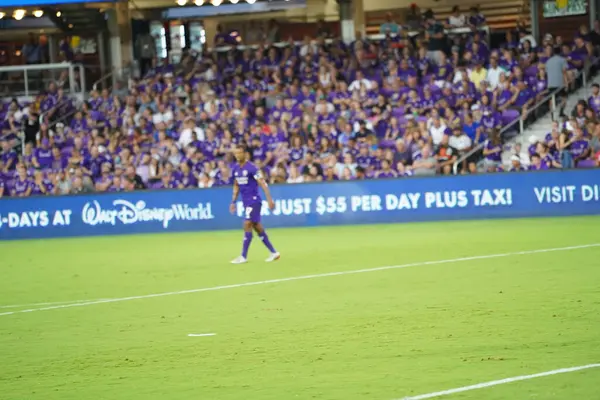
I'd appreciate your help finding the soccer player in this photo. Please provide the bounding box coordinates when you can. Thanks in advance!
[230,146,280,264]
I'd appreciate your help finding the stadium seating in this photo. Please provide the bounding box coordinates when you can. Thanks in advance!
[0,11,598,198]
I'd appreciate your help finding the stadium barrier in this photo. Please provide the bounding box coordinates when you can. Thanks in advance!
[1,169,599,240]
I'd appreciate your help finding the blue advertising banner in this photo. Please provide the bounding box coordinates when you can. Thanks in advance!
[1,169,600,240]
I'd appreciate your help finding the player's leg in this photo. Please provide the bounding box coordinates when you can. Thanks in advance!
[231,210,255,264]
[242,220,254,256]
[253,222,280,262]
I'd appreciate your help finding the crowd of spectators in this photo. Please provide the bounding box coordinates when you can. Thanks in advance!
[1,10,599,198]
[505,85,600,172]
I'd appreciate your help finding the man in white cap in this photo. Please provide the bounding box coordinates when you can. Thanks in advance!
[509,154,525,171]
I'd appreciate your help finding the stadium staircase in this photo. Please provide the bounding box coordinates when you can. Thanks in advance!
[500,75,600,167]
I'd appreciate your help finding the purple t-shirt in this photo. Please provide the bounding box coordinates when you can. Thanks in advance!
[514,87,534,107]
[570,140,589,157]
[13,178,32,196]
[180,173,198,188]
[485,141,502,162]
[377,170,397,179]
[528,162,549,171]
[31,179,53,195]
[35,147,53,169]
[289,147,304,163]
[534,78,547,93]
[233,161,262,206]
[481,112,501,131]
[356,155,375,169]
[588,95,600,113]
[1,150,18,169]
[251,144,268,162]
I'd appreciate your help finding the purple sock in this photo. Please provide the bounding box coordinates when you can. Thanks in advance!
[259,231,276,253]
[242,231,253,258]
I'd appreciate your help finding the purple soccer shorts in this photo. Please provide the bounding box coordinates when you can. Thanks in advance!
[243,202,262,223]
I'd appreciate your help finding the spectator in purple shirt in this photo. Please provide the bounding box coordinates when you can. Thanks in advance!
[565,127,591,167]
[588,83,600,113]
[12,165,33,197]
[528,153,549,171]
[31,169,53,195]
[512,80,535,118]
[33,138,53,170]
[1,139,18,171]
[482,130,503,171]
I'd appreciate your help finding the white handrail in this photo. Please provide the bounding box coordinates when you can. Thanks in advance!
[0,62,86,100]
[451,86,564,175]
[0,63,74,73]
[451,61,597,175]
[91,65,133,91]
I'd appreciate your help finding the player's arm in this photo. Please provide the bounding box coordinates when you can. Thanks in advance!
[257,175,275,210]
[230,180,239,214]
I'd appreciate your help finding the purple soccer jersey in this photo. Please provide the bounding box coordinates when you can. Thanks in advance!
[233,161,263,223]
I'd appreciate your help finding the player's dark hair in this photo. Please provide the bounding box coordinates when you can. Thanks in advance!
[235,144,249,153]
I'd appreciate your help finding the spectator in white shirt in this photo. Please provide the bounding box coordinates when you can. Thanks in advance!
[349,71,373,91]
[152,103,174,126]
[335,153,357,177]
[518,29,537,48]
[453,64,470,84]
[299,36,318,57]
[202,90,220,113]
[448,126,473,152]
[178,118,205,148]
[447,6,467,27]
[486,57,506,90]
[204,65,218,82]
[287,164,304,183]
[428,116,449,146]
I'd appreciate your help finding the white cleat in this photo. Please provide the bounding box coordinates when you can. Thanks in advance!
[265,252,281,262]
[230,256,248,264]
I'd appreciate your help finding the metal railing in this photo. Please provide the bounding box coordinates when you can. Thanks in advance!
[35,63,132,140]
[451,60,597,175]
[91,65,134,91]
[451,87,563,175]
[0,63,86,102]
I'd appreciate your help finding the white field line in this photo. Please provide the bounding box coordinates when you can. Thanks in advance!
[188,333,216,337]
[0,299,110,309]
[398,363,600,400]
[0,243,598,319]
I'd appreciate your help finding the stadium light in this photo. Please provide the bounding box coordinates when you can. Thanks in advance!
[212,0,222,5]
[0,12,5,19]
[13,9,26,20]
[56,11,62,17]
[33,10,44,18]
[246,0,256,4]
[194,0,204,5]
[230,0,239,3]
[176,0,187,5]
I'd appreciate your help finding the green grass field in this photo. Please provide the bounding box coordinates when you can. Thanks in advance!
[1,216,600,400]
